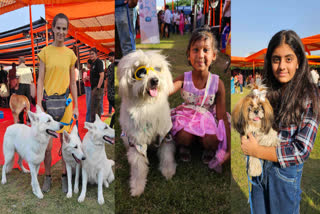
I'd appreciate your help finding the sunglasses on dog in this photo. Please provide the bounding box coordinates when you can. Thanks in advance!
[134,66,160,80]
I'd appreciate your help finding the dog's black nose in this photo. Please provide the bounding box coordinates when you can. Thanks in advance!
[82,156,86,160]
[254,109,259,114]
[150,78,159,86]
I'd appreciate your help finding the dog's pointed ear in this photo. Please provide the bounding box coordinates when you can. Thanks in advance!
[261,100,273,134]
[28,111,38,123]
[62,130,70,143]
[71,125,78,136]
[84,122,94,130]
[231,97,247,136]
[95,114,101,123]
[36,105,43,113]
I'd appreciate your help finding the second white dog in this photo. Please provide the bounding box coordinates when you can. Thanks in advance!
[78,115,115,205]
[1,105,63,199]
[62,125,86,198]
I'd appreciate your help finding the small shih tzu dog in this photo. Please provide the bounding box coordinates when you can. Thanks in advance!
[231,85,280,177]
[117,50,176,196]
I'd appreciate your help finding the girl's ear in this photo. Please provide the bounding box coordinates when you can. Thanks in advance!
[212,50,217,61]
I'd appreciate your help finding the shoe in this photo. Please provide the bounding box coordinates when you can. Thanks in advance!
[42,175,52,193]
[208,157,223,173]
[202,150,214,164]
[61,174,68,193]
[179,146,191,162]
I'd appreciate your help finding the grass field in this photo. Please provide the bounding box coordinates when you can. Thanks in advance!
[231,87,320,214]
[115,34,231,213]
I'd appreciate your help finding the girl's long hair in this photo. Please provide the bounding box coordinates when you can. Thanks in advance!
[263,30,320,127]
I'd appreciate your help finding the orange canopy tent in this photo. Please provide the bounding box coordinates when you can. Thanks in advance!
[231,34,320,74]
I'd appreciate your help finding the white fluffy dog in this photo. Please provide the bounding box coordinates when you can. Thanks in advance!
[62,125,86,198]
[117,50,177,197]
[78,115,115,205]
[2,105,63,199]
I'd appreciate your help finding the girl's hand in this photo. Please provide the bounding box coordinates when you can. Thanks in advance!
[220,151,231,165]
[73,107,79,118]
[241,133,260,157]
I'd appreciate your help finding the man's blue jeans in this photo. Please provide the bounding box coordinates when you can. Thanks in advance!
[252,161,303,214]
[115,5,136,56]
[84,86,91,122]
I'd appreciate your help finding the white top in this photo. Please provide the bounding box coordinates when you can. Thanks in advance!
[164,9,171,24]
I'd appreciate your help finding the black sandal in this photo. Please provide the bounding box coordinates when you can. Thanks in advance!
[202,150,214,164]
[179,146,191,162]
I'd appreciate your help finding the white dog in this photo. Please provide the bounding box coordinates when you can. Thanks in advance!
[1,105,62,199]
[62,125,86,198]
[78,115,115,205]
[117,50,177,196]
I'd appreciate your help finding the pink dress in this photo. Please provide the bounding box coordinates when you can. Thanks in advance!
[171,71,227,167]
[179,13,184,34]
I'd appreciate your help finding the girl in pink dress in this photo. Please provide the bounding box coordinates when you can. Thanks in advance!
[170,26,230,171]
[179,10,185,35]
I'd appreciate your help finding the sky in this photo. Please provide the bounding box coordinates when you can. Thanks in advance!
[0,5,45,33]
[232,0,320,57]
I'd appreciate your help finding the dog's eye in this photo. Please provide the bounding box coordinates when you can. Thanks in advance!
[154,67,161,72]
[104,126,109,130]
[74,145,78,149]
[134,67,147,80]
[47,119,51,123]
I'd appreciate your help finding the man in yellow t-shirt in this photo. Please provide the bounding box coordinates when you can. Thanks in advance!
[16,56,33,123]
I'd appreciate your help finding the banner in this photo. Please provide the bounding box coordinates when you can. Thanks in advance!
[139,0,160,44]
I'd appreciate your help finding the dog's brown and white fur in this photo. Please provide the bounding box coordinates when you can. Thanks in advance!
[9,94,30,124]
[231,85,280,177]
[118,50,176,196]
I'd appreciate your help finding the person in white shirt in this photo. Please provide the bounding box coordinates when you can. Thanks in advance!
[16,56,33,123]
[163,5,171,38]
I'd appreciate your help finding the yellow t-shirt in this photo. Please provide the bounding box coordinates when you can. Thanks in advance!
[38,45,77,132]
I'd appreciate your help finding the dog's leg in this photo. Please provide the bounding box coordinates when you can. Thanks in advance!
[158,141,176,180]
[29,164,43,199]
[18,156,30,173]
[248,156,263,177]
[127,146,149,197]
[66,164,72,198]
[97,170,105,205]
[1,145,15,184]
[74,164,80,194]
[78,169,88,203]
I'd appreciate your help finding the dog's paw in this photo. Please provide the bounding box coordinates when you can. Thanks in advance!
[22,169,30,173]
[98,197,105,205]
[104,181,109,188]
[34,191,43,199]
[78,194,85,203]
[1,178,7,184]
[66,191,72,198]
[160,163,176,180]
[130,185,144,197]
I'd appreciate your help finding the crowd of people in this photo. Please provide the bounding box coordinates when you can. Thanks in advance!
[158,5,192,39]
[231,72,263,94]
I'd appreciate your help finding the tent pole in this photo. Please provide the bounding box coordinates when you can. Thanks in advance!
[219,0,222,33]
[29,4,37,90]
[45,22,48,46]
[172,0,174,12]
[253,61,255,79]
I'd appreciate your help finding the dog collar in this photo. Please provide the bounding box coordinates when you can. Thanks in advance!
[134,66,157,80]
